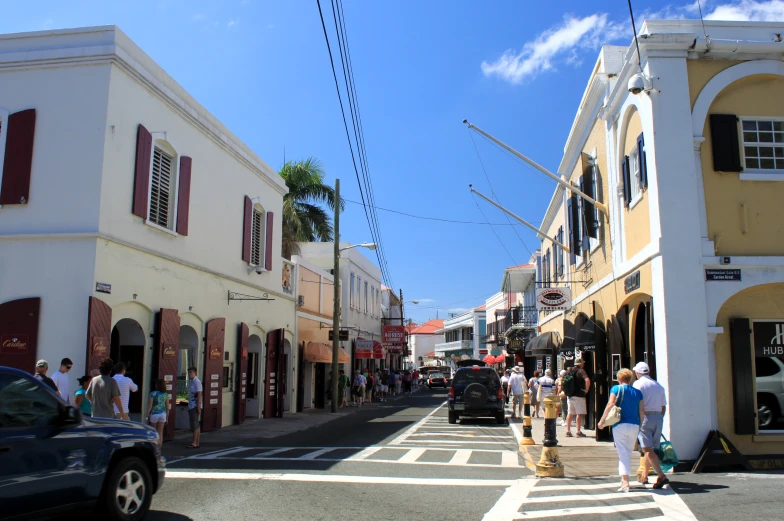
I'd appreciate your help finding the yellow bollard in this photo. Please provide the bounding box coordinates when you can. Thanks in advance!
[520,392,536,447]
[535,394,564,478]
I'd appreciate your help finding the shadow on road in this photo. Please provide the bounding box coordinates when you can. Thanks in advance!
[670,481,730,495]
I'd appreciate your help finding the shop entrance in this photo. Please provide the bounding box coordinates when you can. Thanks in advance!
[247,334,262,418]
[633,302,656,379]
[110,318,145,421]
[282,339,291,412]
[175,325,199,430]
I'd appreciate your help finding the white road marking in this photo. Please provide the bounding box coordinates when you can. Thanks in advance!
[196,446,253,460]
[532,482,628,491]
[501,451,519,468]
[448,449,472,466]
[298,448,336,460]
[512,502,659,518]
[387,401,447,445]
[482,479,537,521]
[348,446,382,461]
[397,440,511,445]
[398,448,426,463]
[650,487,700,520]
[523,491,653,503]
[165,471,515,487]
[247,447,296,459]
[410,433,510,438]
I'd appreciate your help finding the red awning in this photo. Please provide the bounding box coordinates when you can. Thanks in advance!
[373,340,385,360]
[304,342,350,364]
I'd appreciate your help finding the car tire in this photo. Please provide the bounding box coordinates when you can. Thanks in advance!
[758,394,780,429]
[496,412,506,425]
[101,456,153,521]
[448,411,458,424]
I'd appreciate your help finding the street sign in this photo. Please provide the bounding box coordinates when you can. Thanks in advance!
[705,269,741,281]
[329,329,349,341]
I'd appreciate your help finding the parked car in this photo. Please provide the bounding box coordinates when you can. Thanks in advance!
[427,373,447,388]
[0,366,166,521]
[756,357,784,430]
[447,365,505,424]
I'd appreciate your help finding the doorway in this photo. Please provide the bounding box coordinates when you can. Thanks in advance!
[247,334,262,418]
[634,302,656,379]
[314,363,326,409]
[110,318,146,421]
[176,325,199,430]
[282,339,291,413]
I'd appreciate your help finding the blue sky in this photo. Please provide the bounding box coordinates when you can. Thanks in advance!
[2,1,781,323]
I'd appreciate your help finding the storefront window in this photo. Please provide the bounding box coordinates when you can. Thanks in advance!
[753,321,784,432]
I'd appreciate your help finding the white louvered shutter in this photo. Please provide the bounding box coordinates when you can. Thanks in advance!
[149,146,174,228]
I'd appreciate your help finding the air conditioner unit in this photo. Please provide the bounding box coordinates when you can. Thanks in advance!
[297,295,305,307]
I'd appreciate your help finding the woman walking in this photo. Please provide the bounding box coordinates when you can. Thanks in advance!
[528,370,541,418]
[556,370,568,425]
[147,379,170,447]
[74,375,93,417]
[598,368,645,492]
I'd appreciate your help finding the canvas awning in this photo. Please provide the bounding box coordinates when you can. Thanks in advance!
[576,318,606,351]
[560,319,576,357]
[525,331,561,356]
[304,342,350,364]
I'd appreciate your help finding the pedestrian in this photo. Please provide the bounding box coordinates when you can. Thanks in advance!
[537,369,556,404]
[112,362,139,419]
[556,369,568,425]
[50,358,73,403]
[388,371,396,396]
[501,369,510,405]
[529,370,541,418]
[403,371,412,393]
[147,378,170,447]
[187,367,202,448]
[412,370,419,389]
[338,370,350,408]
[375,370,383,400]
[565,358,591,438]
[598,368,644,493]
[395,370,402,395]
[74,375,93,416]
[380,370,389,402]
[508,365,527,419]
[89,369,100,378]
[86,358,125,419]
[353,370,366,406]
[633,362,669,489]
[33,360,59,393]
[365,370,374,403]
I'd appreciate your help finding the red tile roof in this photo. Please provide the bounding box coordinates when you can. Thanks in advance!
[409,319,445,335]
[506,263,535,270]
[474,304,487,311]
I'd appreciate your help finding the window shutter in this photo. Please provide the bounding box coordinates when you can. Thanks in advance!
[133,124,153,218]
[582,169,598,239]
[567,197,576,265]
[264,211,274,271]
[637,133,648,188]
[709,114,742,172]
[176,156,192,236]
[0,109,37,205]
[729,318,756,435]
[622,155,631,207]
[242,196,252,263]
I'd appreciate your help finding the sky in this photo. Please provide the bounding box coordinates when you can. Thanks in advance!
[2,0,782,323]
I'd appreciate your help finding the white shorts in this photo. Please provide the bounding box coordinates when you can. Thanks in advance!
[149,412,167,424]
[381,385,388,392]
[568,396,587,415]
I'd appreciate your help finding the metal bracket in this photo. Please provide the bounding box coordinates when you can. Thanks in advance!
[228,290,275,304]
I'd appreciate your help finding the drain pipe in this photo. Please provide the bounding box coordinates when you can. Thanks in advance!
[690,37,784,54]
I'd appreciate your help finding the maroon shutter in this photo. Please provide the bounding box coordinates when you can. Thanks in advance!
[133,124,153,218]
[155,309,180,441]
[236,323,249,424]
[202,318,225,432]
[265,211,274,270]
[0,109,37,205]
[264,329,283,418]
[85,297,112,375]
[0,297,41,371]
[176,156,192,236]
[242,196,252,263]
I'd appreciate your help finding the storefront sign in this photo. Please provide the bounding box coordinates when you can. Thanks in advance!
[0,335,29,355]
[624,271,641,294]
[91,336,108,357]
[356,339,373,351]
[162,343,176,359]
[383,325,406,345]
[209,346,222,360]
[705,269,742,281]
[506,337,524,355]
[536,359,542,371]
[753,321,784,357]
[95,282,111,294]
[535,287,571,311]
[329,329,349,341]
[164,375,174,382]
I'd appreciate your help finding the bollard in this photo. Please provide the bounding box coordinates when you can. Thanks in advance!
[535,394,564,477]
[520,392,535,447]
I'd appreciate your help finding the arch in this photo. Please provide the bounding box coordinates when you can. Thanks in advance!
[180,311,205,334]
[112,301,153,333]
[246,333,264,418]
[110,317,146,419]
[113,318,145,346]
[692,60,784,137]
[282,338,292,412]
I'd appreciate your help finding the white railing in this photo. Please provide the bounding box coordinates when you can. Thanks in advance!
[434,340,472,352]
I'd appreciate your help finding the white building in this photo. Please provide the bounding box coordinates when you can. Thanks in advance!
[406,319,445,368]
[0,26,296,437]
[434,306,487,369]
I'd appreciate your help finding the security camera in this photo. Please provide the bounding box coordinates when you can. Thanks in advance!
[628,73,646,95]
[255,265,265,274]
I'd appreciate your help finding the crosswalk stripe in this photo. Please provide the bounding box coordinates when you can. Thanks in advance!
[298,448,336,460]
[411,433,510,438]
[448,449,472,465]
[524,491,653,503]
[195,446,250,459]
[397,440,511,445]
[514,501,659,519]
[533,482,626,491]
[501,451,519,468]
[349,446,382,461]
[398,448,427,463]
[248,447,295,459]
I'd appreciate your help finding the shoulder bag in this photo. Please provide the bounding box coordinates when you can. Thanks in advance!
[604,385,625,427]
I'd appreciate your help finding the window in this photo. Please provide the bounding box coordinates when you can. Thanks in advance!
[557,227,564,277]
[148,145,178,229]
[589,173,600,251]
[629,148,642,202]
[0,374,61,428]
[350,274,355,308]
[371,286,375,315]
[741,119,784,171]
[250,207,264,266]
[364,281,369,313]
[356,277,361,310]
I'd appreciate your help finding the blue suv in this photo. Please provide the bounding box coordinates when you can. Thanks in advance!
[0,366,165,521]
[448,365,505,424]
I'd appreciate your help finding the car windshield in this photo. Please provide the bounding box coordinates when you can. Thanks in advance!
[453,369,499,385]
[429,373,444,378]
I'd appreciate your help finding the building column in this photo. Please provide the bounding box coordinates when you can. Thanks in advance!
[692,136,716,256]
[706,326,723,430]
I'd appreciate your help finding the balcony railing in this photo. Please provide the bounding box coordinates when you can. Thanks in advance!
[480,334,496,344]
[434,340,472,352]
[503,306,538,331]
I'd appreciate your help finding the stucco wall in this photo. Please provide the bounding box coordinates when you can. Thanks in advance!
[621,110,651,259]
[688,59,744,108]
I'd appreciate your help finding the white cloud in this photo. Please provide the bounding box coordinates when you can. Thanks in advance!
[704,0,784,21]
[228,17,240,28]
[481,14,628,84]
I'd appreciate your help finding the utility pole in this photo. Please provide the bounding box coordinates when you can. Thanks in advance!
[400,289,404,371]
[331,179,340,413]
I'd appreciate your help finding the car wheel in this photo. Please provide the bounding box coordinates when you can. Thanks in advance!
[758,395,779,429]
[101,456,152,521]
[496,412,506,425]
[448,411,458,424]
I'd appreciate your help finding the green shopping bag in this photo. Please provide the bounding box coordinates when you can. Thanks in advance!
[655,435,679,472]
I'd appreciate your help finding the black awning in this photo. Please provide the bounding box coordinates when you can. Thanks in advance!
[560,319,575,356]
[524,335,536,356]
[576,318,606,351]
[527,331,560,356]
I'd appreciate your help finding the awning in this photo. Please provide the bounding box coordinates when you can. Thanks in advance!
[526,331,561,356]
[304,342,350,364]
[561,319,575,357]
[576,318,606,352]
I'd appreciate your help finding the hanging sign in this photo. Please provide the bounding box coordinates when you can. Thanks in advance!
[535,287,571,311]
[624,271,641,294]
[383,325,406,345]
[329,329,349,341]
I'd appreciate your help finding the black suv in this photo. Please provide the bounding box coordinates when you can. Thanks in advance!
[0,366,166,521]
[447,365,505,424]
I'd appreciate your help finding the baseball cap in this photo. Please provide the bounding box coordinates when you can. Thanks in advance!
[633,362,650,375]
[574,357,585,365]
[36,359,48,368]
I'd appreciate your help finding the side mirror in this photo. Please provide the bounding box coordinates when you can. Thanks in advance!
[62,405,83,425]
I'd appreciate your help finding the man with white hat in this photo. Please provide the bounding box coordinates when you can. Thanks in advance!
[508,363,527,419]
[633,361,668,489]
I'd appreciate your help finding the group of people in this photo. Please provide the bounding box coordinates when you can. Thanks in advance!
[500,363,557,419]
[335,368,417,408]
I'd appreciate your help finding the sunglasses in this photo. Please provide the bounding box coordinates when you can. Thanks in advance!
[65,365,73,370]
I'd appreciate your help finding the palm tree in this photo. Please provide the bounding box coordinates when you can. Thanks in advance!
[280,157,344,259]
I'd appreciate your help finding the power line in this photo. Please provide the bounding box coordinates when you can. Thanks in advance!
[471,192,518,267]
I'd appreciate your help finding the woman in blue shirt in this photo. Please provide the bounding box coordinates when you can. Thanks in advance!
[598,368,644,492]
[73,375,93,416]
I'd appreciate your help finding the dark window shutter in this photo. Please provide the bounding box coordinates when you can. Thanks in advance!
[536,254,543,284]
[729,318,756,435]
[242,196,252,263]
[176,156,192,236]
[567,196,577,264]
[0,109,37,205]
[582,169,598,239]
[265,212,274,271]
[709,114,742,172]
[637,133,648,188]
[622,156,631,207]
[133,124,153,218]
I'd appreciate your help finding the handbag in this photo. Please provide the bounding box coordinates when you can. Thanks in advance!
[655,435,679,472]
[604,385,625,427]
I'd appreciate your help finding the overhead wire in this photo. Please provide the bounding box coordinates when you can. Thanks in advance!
[471,192,518,267]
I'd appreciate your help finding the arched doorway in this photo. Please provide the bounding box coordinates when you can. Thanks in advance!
[632,301,656,379]
[247,334,263,418]
[110,318,146,421]
[282,339,292,413]
[175,325,199,430]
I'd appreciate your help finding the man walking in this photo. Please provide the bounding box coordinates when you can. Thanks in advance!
[50,358,73,403]
[338,370,350,408]
[187,367,202,448]
[565,358,591,438]
[87,358,125,419]
[113,362,138,419]
[34,360,59,393]
[353,370,366,407]
[633,362,669,489]
[501,369,510,405]
[508,365,527,419]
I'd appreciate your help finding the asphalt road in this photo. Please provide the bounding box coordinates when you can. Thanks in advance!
[51,388,784,521]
